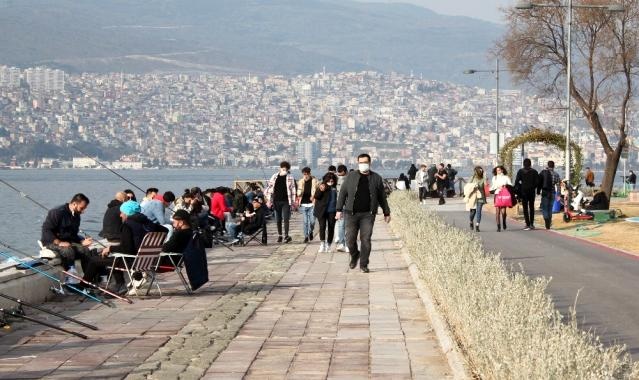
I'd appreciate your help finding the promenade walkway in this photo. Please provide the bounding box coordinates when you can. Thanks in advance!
[429,196,639,359]
[0,213,452,379]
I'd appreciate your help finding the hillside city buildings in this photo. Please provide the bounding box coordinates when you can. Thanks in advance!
[0,65,636,171]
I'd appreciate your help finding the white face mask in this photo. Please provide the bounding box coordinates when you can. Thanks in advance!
[358,163,370,173]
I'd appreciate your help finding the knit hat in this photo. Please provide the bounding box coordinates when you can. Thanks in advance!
[120,200,141,216]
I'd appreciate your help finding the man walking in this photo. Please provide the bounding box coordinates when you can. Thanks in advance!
[336,154,391,273]
[297,167,318,243]
[416,164,428,204]
[515,158,539,230]
[265,161,296,243]
[537,161,561,230]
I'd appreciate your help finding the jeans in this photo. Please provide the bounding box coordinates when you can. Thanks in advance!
[273,201,291,237]
[317,212,336,243]
[345,212,375,268]
[300,205,315,238]
[335,218,346,245]
[540,192,555,224]
[46,242,91,271]
[521,190,536,227]
[469,202,484,224]
[418,186,426,201]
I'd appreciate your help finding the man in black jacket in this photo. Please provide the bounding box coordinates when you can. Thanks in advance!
[336,153,391,273]
[99,191,127,242]
[515,159,539,230]
[41,193,92,270]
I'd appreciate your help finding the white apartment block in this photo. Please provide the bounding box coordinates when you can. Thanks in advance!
[24,67,65,92]
[0,66,21,88]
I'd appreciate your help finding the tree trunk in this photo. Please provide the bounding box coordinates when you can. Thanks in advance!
[600,147,623,201]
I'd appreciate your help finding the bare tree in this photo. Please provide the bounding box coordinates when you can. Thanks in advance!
[498,0,639,199]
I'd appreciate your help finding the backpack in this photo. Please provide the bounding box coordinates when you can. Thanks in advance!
[182,229,209,291]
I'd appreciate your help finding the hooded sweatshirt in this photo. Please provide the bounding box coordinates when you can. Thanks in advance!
[99,199,123,240]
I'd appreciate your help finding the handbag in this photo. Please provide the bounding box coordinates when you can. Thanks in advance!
[494,188,513,207]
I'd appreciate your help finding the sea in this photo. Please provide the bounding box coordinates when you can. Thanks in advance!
[0,167,629,256]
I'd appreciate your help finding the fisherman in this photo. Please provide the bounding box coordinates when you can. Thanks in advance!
[99,191,127,242]
[41,193,93,271]
[141,191,175,226]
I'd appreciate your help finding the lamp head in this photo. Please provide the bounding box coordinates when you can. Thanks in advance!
[515,1,533,9]
[608,4,625,13]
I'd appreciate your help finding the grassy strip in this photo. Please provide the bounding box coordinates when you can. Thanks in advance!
[389,191,639,379]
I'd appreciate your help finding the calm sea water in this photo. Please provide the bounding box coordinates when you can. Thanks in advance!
[0,168,272,255]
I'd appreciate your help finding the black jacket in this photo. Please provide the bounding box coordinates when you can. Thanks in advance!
[41,204,83,245]
[162,228,193,253]
[337,170,390,216]
[110,213,167,255]
[244,206,266,234]
[313,185,337,217]
[99,199,123,240]
[515,167,539,195]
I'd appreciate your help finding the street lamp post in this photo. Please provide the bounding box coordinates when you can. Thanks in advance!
[464,59,510,164]
[515,1,624,183]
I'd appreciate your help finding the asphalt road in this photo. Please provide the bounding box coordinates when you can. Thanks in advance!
[429,197,639,359]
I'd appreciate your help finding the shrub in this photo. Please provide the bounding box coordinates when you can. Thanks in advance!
[389,191,639,379]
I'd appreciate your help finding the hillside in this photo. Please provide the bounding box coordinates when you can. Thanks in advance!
[0,0,502,84]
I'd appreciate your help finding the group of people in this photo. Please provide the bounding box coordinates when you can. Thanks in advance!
[464,160,568,231]
[39,152,393,298]
[41,192,197,296]
[397,163,458,205]
[262,154,391,273]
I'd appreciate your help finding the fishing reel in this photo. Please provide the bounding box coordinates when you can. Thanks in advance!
[0,305,26,328]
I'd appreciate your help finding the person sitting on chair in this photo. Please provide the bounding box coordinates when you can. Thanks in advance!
[226,195,267,242]
[586,191,610,211]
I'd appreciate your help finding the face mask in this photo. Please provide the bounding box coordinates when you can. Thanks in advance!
[358,163,370,173]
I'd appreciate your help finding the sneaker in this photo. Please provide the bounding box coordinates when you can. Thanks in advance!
[277,236,283,243]
[523,226,531,231]
[127,277,148,296]
[308,233,314,241]
[284,236,292,244]
[530,225,536,230]
[336,243,345,252]
[318,242,326,253]
[304,237,309,243]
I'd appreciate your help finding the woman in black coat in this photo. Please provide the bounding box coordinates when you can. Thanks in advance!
[313,172,338,253]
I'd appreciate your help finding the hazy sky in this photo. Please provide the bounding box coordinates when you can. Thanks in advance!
[359,0,512,24]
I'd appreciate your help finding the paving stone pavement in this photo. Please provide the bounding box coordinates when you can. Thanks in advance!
[0,213,452,379]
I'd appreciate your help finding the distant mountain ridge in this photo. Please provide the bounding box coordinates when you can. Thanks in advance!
[0,0,503,84]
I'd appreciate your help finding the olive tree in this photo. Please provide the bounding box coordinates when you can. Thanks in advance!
[498,0,639,199]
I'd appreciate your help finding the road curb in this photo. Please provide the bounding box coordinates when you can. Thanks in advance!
[392,233,471,379]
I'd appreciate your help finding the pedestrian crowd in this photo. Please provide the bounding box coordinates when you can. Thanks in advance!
[39,153,393,300]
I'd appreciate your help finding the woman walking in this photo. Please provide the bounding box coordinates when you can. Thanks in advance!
[490,165,512,232]
[464,166,486,232]
[313,172,338,253]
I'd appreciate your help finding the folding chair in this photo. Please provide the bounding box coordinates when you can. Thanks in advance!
[208,215,234,251]
[155,252,192,295]
[241,223,267,246]
[107,231,167,297]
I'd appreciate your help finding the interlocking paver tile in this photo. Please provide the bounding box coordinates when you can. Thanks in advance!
[0,213,452,379]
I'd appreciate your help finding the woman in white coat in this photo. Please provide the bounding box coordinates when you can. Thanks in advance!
[490,165,512,232]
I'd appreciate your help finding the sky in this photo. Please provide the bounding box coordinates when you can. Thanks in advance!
[359,0,511,24]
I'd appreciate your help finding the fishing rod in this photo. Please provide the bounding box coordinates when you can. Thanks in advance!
[0,247,131,304]
[0,179,107,248]
[1,307,88,340]
[70,146,145,193]
[0,292,98,330]
[0,251,111,307]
